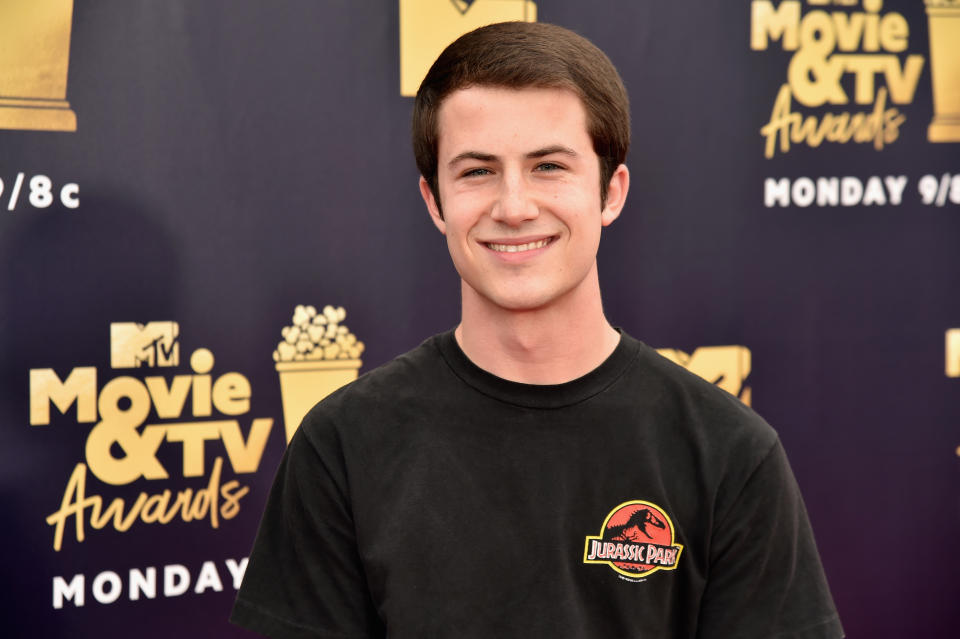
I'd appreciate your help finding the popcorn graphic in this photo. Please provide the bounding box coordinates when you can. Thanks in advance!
[274,305,364,442]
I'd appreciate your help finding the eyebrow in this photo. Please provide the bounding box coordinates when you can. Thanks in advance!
[448,151,497,167]
[527,145,578,159]
[447,145,579,169]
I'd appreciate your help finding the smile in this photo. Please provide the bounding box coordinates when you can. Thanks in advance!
[485,238,553,253]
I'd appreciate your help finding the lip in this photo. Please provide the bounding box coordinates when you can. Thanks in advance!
[480,234,557,261]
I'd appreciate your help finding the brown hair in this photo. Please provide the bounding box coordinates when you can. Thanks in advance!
[412,21,630,212]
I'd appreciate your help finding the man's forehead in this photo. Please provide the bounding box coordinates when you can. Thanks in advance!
[438,84,585,116]
[435,85,590,154]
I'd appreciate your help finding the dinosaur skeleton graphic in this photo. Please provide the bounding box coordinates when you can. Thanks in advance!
[603,507,666,543]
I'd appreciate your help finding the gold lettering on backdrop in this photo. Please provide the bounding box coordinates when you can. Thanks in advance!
[46,458,250,552]
[751,0,925,157]
[31,336,271,550]
[760,84,905,157]
[30,367,97,425]
[85,376,170,484]
[144,376,192,418]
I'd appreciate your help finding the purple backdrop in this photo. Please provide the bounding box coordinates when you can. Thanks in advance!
[1,1,958,636]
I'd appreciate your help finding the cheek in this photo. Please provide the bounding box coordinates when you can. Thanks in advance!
[445,226,476,267]
[444,216,472,242]
[441,203,484,240]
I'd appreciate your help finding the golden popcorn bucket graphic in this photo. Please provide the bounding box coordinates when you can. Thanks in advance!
[273,305,365,442]
[399,0,537,97]
[0,0,77,131]
[926,0,960,142]
[276,360,362,442]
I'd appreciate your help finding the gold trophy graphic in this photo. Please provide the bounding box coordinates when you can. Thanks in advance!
[0,0,77,131]
[274,305,365,442]
[926,0,960,142]
[399,0,537,96]
[947,329,960,377]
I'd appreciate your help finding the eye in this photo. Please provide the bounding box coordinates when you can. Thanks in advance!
[461,167,492,178]
[534,162,563,172]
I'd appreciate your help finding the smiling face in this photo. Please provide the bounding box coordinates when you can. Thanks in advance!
[419,86,629,315]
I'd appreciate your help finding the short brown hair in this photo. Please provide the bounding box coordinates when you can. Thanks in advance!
[412,21,630,212]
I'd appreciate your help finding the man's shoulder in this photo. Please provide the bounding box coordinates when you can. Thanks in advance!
[298,332,450,430]
[346,332,446,391]
[623,333,777,450]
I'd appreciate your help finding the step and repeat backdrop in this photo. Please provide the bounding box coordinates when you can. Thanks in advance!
[1,1,958,637]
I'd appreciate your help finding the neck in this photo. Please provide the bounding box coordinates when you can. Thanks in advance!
[456,264,620,384]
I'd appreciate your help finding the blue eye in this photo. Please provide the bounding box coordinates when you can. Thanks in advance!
[462,168,491,177]
[535,162,562,171]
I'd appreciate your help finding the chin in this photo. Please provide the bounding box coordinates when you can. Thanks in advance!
[481,287,565,313]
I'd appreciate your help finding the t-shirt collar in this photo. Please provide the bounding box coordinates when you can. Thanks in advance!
[434,328,641,409]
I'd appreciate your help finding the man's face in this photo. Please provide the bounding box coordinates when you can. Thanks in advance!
[419,86,628,314]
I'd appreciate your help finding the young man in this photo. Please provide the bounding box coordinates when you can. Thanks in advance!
[231,22,843,638]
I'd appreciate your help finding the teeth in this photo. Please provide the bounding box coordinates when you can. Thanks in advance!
[487,239,550,253]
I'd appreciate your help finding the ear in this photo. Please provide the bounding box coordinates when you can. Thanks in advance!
[419,176,446,235]
[600,164,629,227]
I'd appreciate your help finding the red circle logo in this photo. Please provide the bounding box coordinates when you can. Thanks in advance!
[584,500,684,578]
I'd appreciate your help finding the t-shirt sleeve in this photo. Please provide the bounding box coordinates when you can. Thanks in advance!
[696,439,844,639]
[230,415,384,639]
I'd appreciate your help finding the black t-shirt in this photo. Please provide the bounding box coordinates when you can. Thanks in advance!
[231,331,843,638]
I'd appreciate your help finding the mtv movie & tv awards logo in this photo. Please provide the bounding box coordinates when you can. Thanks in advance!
[30,322,268,609]
[30,307,365,609]
[30,322,271,554]
[753,1,960,208]
[751,0,928,159]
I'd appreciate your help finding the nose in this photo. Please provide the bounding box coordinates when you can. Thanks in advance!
[490,173,539,226]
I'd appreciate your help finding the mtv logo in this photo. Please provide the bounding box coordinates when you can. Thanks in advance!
[110,322,180,369]
[399,0,537,96]
[947,329,960,378]
[657,345,752,405]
